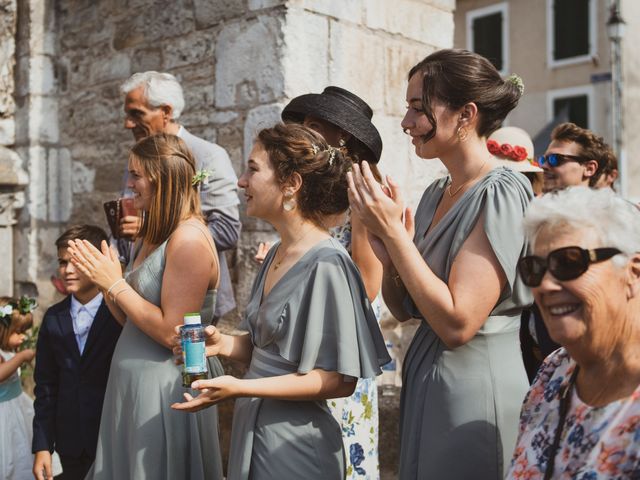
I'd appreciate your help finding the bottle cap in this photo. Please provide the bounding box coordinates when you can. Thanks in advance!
[183,313,201,325]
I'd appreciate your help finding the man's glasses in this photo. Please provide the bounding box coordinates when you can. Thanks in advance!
[517,246,622,287]
[537,153,589,168]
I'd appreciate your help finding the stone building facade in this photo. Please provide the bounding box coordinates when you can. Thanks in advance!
[2,1,454,476]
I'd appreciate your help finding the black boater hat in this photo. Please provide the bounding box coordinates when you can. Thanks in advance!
[281,86,383,163]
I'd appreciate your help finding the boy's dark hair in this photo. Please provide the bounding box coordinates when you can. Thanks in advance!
[55,225,108,251]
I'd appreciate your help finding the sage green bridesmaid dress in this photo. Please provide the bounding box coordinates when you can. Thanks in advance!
[85,236,223,479]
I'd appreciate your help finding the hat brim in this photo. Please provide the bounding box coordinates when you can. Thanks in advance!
[282,94,382,162]
[495,158,543,173]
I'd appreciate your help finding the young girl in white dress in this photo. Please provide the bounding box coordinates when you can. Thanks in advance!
[0,296,38,480]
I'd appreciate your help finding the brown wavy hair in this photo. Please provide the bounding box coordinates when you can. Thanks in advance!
[551,122,616,187]
[409,49,522,141]
[130,133,202,245]
[257,123,353,226]
[0,297,33,350]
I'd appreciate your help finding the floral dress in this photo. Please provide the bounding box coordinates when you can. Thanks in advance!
[329,217,381,479]
[507,348,640,479]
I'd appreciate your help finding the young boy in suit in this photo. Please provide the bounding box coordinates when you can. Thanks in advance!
[32,225,122,480]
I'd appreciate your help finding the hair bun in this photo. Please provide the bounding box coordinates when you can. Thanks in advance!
[506,74,525,96]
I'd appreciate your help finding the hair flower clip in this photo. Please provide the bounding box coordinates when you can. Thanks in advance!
[506,74,525,96]
[192,169,212,187]
[326,147,337,166]
[311,144,320,155]
[17,296,38,315]
[0,305,13,318]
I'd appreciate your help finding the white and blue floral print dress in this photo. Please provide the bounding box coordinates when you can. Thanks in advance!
[330,217,382,479]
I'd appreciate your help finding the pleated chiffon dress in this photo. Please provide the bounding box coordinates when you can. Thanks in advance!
[85,238,224,480]
[398,168,533,479]
[227,237,390,480]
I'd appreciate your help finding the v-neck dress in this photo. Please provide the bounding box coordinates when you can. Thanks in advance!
[227,237,390,480]
[398,168,533,479]
[86,237,223,480]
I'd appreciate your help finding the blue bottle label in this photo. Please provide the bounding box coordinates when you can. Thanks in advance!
[184,341,206,373]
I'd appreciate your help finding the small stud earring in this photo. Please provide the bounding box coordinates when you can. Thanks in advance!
[338,138,346,147]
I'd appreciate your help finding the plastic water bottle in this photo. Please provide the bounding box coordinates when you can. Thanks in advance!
[181,313,208,387]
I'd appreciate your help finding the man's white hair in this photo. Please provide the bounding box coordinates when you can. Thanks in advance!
[120,71,185,119]
[523,186,640,266]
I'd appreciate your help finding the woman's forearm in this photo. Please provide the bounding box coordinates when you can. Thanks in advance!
[217,333,253,366]
[112,286,175,348]
[238,369,355,401]
[382,227,472,348]
[381,267,411,321]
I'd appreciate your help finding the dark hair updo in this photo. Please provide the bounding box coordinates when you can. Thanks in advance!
[257,123,353,226]
[408,49,523,141]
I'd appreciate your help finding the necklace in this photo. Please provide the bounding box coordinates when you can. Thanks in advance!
[447,159,488,197]
[272,226,316,270]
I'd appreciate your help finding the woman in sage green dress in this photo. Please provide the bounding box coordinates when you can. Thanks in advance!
[348,49,533,479]
[172,123,390,480]
[69,133,223,479]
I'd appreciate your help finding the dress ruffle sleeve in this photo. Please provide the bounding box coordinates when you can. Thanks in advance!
[272,243,390,379]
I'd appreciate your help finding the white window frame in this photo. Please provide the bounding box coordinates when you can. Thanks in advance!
[546,0,597,68]
[466,2,509,76]
[547,84,594,129]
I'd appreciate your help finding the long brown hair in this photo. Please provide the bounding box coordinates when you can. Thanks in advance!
[130,133,202,245]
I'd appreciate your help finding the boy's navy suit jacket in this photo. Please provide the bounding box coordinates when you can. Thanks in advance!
[32,296,122,458]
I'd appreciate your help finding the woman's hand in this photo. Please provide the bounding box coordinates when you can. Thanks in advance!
[171,375,241,412]
[172,325,228,363]
[347,162,407,241]
[254,241,272,264]
[67,239,123,291]
[367,207,414,268]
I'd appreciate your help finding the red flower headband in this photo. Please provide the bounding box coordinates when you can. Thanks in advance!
[487,139,529,162]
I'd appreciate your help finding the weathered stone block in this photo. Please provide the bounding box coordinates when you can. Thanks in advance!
[282,8,329,96]
[364,0,453,47]
[47,148,72,222]
[328,21,385,111]
[248,0,285,10]
[131,47,163,73]
[163,30,215,70]
[89,52,131,84]
[215,16,285,109]
[71,159,95,194]
[288,0,363,23]
[384,40,435,116]
[243,103,283,161]
[193,0,245,29]
[0,118,15,145]
[14,96,59,144]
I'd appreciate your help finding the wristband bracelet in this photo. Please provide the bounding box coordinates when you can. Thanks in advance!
[107,278,126,297]
[113,286,133,306]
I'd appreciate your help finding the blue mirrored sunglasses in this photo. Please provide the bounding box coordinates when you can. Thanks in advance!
[537,153,588,167]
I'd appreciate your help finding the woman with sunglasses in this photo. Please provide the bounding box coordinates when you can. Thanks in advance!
[507,186,640,479]
[348,49,533,479]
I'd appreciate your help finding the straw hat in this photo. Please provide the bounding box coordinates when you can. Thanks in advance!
[487,127,542,173]
[282,86,383,163]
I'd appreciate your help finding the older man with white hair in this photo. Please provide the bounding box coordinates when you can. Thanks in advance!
[119,71,240,319]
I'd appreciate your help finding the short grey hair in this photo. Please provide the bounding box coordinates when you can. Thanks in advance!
[120,71,185,119]
[523,186,640,266]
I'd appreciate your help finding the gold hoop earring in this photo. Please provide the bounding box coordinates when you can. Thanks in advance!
[457,126,468,142]
[283,193,296,212]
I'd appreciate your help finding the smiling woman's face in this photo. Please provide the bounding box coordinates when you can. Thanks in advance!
[532,226,628,351]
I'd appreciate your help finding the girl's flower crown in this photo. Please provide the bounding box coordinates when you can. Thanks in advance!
[0,296,38,328]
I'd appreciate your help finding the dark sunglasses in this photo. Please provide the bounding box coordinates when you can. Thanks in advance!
[518,246,621,287]
[537,153,588,168]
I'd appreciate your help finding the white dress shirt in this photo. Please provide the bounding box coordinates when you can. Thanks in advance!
[70,292,103,354]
